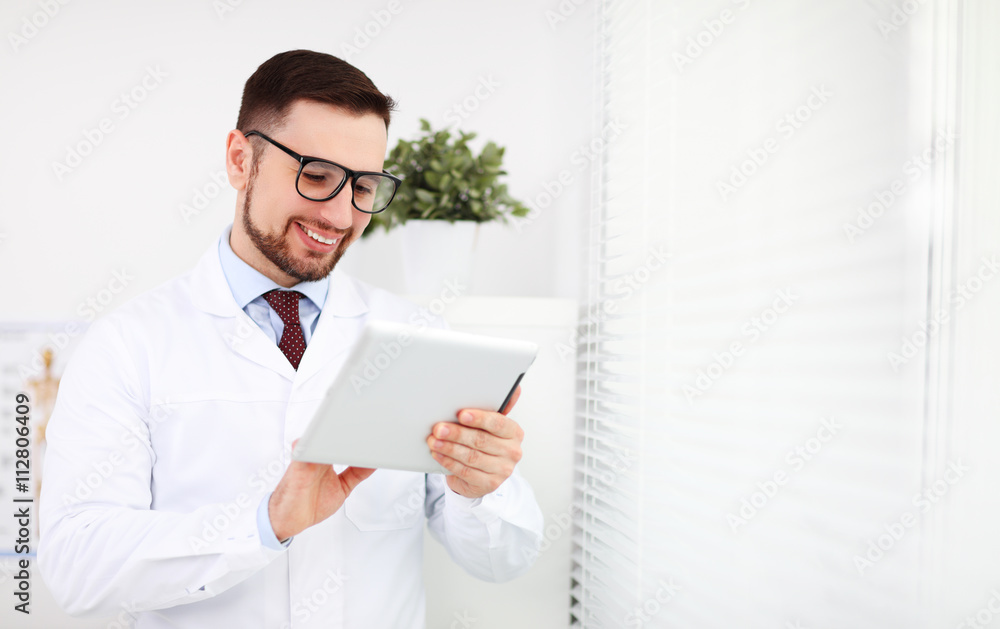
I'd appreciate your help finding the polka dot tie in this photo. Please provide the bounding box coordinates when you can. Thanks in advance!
[262,289,306,370]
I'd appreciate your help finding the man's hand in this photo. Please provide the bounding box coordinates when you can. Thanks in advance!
[427,386,525,499]
[268,442,375,541]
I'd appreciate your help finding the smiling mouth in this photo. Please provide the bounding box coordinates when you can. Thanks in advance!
[298,223,340,246]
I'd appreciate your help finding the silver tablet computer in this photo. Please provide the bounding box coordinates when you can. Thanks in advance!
[292,320,538,474]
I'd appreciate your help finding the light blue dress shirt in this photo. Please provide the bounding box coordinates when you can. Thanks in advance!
[217,226,329,343]
[216,225,330,550]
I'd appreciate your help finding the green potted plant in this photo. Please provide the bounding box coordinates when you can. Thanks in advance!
[364,119,530,294]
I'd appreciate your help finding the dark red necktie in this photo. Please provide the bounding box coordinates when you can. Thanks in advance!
[262,290,306,370]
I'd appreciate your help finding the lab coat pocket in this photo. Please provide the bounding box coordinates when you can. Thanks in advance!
[344,470,425,531]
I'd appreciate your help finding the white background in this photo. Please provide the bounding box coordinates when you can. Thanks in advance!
[0,0,591,626]
[0,0,592,322]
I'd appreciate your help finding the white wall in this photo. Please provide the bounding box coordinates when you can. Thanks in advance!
[0,0,592,324]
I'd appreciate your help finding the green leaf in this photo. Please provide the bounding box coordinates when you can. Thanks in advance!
[362,118,530,239]
[481,142,499,160]
[424,171,442,190]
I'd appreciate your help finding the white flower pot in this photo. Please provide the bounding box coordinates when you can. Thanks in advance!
[400,219,480,295]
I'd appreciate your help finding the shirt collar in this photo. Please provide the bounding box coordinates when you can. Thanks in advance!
[217,224,329,310]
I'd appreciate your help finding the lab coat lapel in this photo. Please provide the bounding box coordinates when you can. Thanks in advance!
[189,238,297,381]
[295,267,369,384]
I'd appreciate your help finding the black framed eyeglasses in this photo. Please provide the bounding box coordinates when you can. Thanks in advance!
[243,130,401,214]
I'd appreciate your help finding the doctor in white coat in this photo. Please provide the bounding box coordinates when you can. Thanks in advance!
[38,50,544,628]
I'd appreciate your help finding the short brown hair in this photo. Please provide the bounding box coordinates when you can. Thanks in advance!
[236,49,396,135]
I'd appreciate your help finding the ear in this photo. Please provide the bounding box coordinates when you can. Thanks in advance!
[225,129,254,192]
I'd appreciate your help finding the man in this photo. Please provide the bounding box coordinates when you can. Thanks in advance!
[38,50,543,628]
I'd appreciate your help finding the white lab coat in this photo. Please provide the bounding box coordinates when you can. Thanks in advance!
[37,235,544,628]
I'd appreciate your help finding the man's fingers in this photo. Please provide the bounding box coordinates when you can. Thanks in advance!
[431,452,502,493]
[432,422,508,456]
[500,384,522,415]
[338,466,376,493]
[427,437,509,474]
[455,409,522,440]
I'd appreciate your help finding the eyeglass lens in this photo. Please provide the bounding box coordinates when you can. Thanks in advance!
[297,161,396,212]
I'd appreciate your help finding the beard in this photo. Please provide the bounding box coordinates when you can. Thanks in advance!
[241,169,354,283]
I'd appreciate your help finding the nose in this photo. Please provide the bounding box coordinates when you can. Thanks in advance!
[317,182,356,232]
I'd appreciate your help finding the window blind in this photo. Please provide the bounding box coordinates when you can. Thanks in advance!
[571,1,949,627]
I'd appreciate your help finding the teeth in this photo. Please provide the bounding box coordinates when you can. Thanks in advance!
[303,225,337,245]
